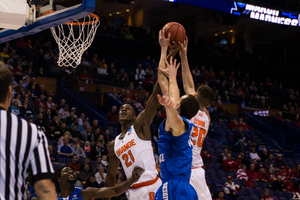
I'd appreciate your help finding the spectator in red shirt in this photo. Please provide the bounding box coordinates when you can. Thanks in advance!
[223,154,238,172]
[293,164,300,178]
[230,118,238,130]
[12,64,23,75]
[276,111,286,123]
[265,77,272,88]
[201,147,212,164]
[261,189,274,200]
[276,166,286,180]
[224,176,240,200]
[216,191,226,200]
[247,164,259,181]
[267,168,276,182]
[228,71,235,81]
[124,90,133,102]
[258,165,268,182]
[285,164,293,178]
[79,69,92,83]
[236,155,244,169]
[16,37,28,49]
[236,117,248,130]
[35,94,47,109]
[67,155,81,174]
[284,177,294,192]
[106,105,118,138]
[293,115,300,128]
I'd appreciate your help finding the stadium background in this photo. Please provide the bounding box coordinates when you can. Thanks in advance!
[3,0,300,199]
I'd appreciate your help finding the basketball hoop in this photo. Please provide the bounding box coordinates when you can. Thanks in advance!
[50,14,100,68]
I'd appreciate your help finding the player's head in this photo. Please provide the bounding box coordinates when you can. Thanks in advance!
[119,100,138,124]
[195,85,214,109]
[54,166,76,192]
[0,61,13,109]
[176,95,199,120]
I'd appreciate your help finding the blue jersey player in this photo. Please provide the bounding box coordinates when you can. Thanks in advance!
[155,31,200,200]
[54,166,144,200]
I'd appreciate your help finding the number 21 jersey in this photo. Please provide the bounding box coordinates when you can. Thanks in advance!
[188,110,210,168]
[114,126,158,184]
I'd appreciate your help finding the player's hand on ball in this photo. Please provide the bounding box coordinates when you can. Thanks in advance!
[131,167,144,182]
[159,29,170,50]
[168,42,179,58]
[178,36,188,57]
[157,95,174,109]
[158,56,180,79]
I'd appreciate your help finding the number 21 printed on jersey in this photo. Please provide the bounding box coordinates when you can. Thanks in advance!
[122,150,135,167]
[192,126,206,147]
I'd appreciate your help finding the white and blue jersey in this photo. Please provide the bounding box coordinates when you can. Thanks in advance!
[155,116,198,200]
[57,186,83,200]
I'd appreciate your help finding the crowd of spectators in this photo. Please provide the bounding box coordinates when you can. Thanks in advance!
[1,26,300,199]
[204,146,300,199]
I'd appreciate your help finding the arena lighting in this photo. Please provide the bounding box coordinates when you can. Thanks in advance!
[231,2,300,26]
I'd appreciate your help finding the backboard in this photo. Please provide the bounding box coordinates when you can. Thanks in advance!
[0,0,96,44]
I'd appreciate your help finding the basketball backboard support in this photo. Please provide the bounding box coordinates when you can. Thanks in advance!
[0,0,95,44]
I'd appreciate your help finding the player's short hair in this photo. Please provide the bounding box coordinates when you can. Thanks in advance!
[122,100,138,117]
[54,166,65,192]
[196,85,215,107]
[179,95,199,120]
[0,61,12,103]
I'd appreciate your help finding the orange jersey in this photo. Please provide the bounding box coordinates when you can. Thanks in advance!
[114,126,158,184]
[188,110,210,168]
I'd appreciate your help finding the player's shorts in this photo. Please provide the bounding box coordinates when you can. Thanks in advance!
[190,167,212,200]
[155,178,198,200]
[126,177,162,200]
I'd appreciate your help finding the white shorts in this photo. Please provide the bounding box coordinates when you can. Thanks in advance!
[190,167,212,200]
[126,177,162,200]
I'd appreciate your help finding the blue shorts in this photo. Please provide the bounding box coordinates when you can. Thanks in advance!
[155,179,198,200]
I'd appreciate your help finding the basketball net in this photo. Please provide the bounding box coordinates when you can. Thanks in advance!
[50,14,100,68]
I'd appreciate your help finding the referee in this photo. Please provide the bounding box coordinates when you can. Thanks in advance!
[0,62,57,200]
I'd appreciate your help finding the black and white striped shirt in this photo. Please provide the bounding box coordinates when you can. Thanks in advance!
[0,107,54,200]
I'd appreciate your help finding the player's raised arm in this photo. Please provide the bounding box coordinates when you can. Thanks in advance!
[157,29,170,96]
[179,37,195,95]
[104,140,120,200]
[134,29,172,138]
[157,57,185,137]
[82,167,144,200]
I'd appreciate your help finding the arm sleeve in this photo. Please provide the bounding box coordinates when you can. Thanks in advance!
[30,128,54,184]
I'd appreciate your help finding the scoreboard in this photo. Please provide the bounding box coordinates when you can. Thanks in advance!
[166,0,300,26]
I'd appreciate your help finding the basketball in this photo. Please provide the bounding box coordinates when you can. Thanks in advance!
[163,22,186,45]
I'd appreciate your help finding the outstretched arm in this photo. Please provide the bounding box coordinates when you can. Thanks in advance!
[179,37,195,95]
[104,140,120,200]
[82,167,144,200]
[158,29,170,96]
[134,29,171,139]
[157,95,185,137]
[157,57,185,137]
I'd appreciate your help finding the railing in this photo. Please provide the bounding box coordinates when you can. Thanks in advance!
[244,113,285,149]
[271,117,300,147]
[293,145,300,159]
[57,81,106,118]
[211,178,244,200]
